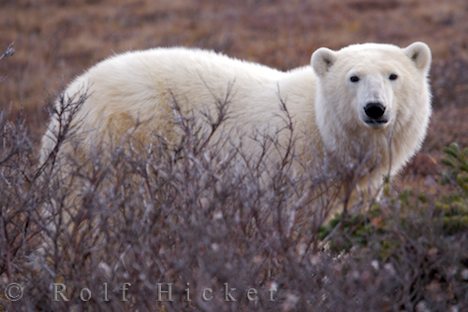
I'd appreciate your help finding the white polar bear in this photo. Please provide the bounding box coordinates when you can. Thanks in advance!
[40,42,431,197]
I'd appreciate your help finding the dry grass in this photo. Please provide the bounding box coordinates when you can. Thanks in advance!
[1,94,466,311]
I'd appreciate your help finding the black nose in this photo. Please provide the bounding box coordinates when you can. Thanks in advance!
[364,102,386,119]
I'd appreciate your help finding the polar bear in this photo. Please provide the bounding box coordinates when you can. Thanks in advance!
[40,42,431,199]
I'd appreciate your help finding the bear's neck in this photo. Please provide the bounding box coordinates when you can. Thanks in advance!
[276,65,319,136]
[274,66,323,159]
[322,113,394,187]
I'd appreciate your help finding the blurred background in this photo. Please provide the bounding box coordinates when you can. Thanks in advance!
[0,0,467,189]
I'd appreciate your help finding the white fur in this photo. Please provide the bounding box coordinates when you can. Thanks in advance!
[312,42,431,189]
[40,42,432,192]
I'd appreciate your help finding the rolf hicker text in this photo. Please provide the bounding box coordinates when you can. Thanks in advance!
[3,282,279,303]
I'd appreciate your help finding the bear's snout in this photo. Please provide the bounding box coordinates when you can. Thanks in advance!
[364,102,387,123]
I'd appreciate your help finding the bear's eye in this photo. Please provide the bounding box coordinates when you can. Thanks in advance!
[389,73,398,81]
[350,75,360,83]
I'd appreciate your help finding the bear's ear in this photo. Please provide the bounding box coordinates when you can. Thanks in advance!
[404,42,431,73]
[311,48,337,76]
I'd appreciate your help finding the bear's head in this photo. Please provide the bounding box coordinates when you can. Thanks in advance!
[310,42,432,175]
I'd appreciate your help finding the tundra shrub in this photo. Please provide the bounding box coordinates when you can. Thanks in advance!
[0,102,466,311]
